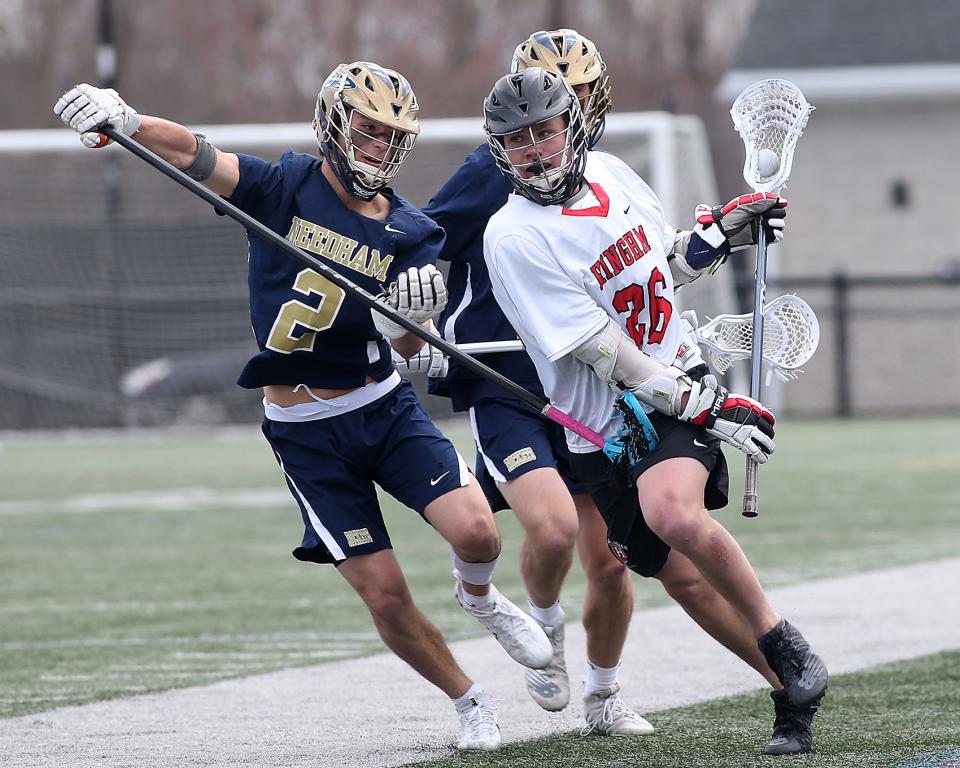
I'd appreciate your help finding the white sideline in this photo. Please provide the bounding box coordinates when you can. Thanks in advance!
[1,558,958,768]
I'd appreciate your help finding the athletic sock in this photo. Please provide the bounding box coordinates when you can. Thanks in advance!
[452,683,486,712]
[528,599,565,628]
[457,581,497,611]
[584,660,620,694]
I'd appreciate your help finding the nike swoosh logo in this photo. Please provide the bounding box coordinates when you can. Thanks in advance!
[693,439,708,448]
[430,471,450,486]
[384,224,406,234]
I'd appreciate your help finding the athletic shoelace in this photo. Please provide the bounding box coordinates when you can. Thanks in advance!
[581,691,633,736]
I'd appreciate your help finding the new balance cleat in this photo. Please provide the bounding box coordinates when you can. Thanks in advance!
[766,688,817,755]
[581,683,655,737]
[758,618,828,708]
[456,691,500,752]
[455,580,552,669]
[525,621,570,711]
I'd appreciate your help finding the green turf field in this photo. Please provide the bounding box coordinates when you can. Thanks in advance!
[407,650,960,768]
[1,417,958,720]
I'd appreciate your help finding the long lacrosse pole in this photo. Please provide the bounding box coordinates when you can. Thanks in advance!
[742,224,767,518]
[101,127,608,449]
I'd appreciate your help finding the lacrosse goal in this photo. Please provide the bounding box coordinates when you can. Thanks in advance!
[0,112,736,428]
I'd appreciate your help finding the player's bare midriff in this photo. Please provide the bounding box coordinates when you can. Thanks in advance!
[263,379,377,406]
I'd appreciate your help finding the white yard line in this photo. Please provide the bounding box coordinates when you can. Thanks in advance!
[1,558,957,768]
[0,488,290,516]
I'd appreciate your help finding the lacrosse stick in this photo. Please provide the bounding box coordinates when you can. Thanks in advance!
[100,127,655,468]
[433,295,821,382]
[692,295,819,384]
[731,78,814,517]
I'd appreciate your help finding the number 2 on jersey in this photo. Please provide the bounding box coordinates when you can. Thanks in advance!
[611,267,673,347]
[266,269,346,353]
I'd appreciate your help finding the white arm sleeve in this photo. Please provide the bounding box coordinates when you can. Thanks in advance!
[570,316,694,416]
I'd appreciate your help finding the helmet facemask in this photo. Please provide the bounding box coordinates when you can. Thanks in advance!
[496,116,579,200]
[314,62,419,201]
[485,69,589,207]
[579,72,611,147]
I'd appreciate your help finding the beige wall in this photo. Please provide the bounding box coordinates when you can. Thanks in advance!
[764,96,960,414]
[779,98,960,278]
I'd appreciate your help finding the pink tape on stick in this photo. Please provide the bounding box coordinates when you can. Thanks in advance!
[542,405,606,450]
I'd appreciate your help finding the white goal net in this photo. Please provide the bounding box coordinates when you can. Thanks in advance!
[0,113,735,429]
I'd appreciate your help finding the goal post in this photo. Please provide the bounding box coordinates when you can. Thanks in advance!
[0,112,737,429]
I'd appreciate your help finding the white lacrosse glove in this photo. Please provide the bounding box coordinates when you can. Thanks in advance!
[395,265,448,322]
[391,345,448,378]
[373,265,448,339]
[678,378,776,464]
[54,84,140,149]
[371,293,407,339]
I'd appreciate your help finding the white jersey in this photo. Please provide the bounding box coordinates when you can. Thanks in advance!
[484,151,684,453]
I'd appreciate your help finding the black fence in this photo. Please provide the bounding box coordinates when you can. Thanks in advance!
[735,271,960,418]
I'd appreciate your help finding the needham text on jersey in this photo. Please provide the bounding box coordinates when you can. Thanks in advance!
[286,215,393,282]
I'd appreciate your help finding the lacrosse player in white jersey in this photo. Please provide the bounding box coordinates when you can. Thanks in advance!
[481,67,828,755]
[420,29,654,738]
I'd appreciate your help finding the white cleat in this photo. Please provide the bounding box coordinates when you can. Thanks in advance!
[456,691,501,752]
[525,622,570,711]
[454,580,552,669]
[581,683,655,737]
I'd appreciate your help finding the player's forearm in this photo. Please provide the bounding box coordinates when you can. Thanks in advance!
[133,116,201,167]
[389,323,430,359]
[132,117,239,197]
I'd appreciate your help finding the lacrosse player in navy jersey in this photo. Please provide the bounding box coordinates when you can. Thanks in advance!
[416,29,790,743]
[476,65,828,755]
[54,61,555,753]
[418,30,654,737]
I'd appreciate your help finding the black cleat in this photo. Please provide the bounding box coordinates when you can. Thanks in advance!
[765,689,817,755]
[758,618,828,707]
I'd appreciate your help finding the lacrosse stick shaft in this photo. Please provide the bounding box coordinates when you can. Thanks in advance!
[102,128,609,451]
[742,225,768,518]
[455,340,524,354]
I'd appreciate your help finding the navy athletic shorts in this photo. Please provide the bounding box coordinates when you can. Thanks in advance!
[469,396,587,512]
[569,411,729,578]
[261,379,469,565]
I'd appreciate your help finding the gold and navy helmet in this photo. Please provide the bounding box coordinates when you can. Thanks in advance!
[512,29,611,147]
[314,61,419,200]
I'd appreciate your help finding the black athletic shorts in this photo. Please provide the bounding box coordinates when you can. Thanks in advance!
[569,411,729,578]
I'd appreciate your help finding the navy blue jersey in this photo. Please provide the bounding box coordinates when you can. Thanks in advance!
[228,152,444,389]
[423,145,543,410]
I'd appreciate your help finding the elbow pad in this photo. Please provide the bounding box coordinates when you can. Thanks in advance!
[571,317,693,416]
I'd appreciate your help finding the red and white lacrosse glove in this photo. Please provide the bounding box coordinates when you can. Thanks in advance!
[679,378,776,463]
[685,193,787,270]
[54,84,140,149]
[372,265,449,339]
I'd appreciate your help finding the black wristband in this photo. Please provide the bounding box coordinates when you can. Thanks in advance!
[183,132,218,181]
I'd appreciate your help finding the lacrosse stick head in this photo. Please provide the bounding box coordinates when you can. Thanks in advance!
[730,79,813,193]
[695,295,820,380]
